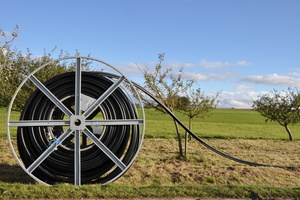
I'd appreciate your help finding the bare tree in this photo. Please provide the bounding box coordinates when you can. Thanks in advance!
[177,88,220,155]
[139,53,194,157]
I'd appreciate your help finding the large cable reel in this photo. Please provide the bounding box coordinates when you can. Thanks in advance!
[7,56,145,185]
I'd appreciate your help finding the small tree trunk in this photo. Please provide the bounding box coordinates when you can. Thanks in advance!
[184,118,192,156]
[188,118,192,141]
[284,125,293,141]
[184,131,188,156]
[173,119,183,157]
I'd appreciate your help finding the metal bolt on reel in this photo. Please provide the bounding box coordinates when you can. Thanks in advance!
[7,56,145,185]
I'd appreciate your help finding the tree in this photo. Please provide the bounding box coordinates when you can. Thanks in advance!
[0,25,20,51]
[139,53,195,157]
[252,88,300,141]
[177,88,220,155]
[0,26,90,111]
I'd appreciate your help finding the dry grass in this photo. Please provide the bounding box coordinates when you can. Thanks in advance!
[1,137,300,198]
[1,137,300,187]
[116,138,300,188]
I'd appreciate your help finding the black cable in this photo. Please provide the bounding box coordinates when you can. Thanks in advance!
[17,72,140,184]
[102,72,297,169]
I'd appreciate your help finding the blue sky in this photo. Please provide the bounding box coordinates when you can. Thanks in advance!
[1,0,300,108]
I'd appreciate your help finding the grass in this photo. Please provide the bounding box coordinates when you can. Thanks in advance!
[1,183,299,199]
[3,108,300,140]
[144,108,300,140]
[1,138,300,198]
[1,108,300,198]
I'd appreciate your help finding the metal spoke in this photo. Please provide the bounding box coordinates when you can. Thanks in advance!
[7,118,143,129]
[29,75,73,117]
[74,57,81,185]
[75,57,82,116]
[9,120,70,127]
[85,119,144,126]
[27,128,73,173]
[82,128,126,170]
[74,130,81,185]
[83,76,126,118]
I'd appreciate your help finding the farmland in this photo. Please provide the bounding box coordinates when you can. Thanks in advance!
[144,108,300,140]
[1,108,300,199]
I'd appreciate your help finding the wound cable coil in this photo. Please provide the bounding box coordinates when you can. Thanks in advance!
[17,72,140,184]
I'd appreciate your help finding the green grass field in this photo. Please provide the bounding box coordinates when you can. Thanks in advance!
[144,108,300,140]
[1,108,300,199]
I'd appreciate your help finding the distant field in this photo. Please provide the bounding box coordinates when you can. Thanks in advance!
[0,109,20,138]
[144,108,300,140]
[2,108,300,140]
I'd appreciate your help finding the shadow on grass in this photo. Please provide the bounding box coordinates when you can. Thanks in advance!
[0,164,34,183]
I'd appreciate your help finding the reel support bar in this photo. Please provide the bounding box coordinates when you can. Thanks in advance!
[83,76,126,118]
[29,75,73,117]
[27,128,73,173]
[9,120,70,127]
[83,128,127,170]
[9,119,144,127]
[84,119,144,125]
[74,57,82,185]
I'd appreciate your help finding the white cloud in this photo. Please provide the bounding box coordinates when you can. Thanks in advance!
[183,72,209,81]
[116,62,141,74]
[287,72,300,77]
[117,59,251,81]
[235,61,252,66]
[241,74,300,87]
[196,60,251,71]
[183,72,232,81]
[142,59,252,72]
[234,85,253,92]
[217,90,259,109]
[179,60,251,82]
[183,70,239,82]
[220,99,251,109]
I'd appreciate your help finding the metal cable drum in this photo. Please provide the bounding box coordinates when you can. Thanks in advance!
[7,56,145,185]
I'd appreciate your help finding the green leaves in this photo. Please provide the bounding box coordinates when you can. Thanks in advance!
[252,87,300,140]
[177,88,220,120]
[0,26,90,112]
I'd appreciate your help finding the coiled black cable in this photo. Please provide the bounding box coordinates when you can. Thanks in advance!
[17,72,140,184]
